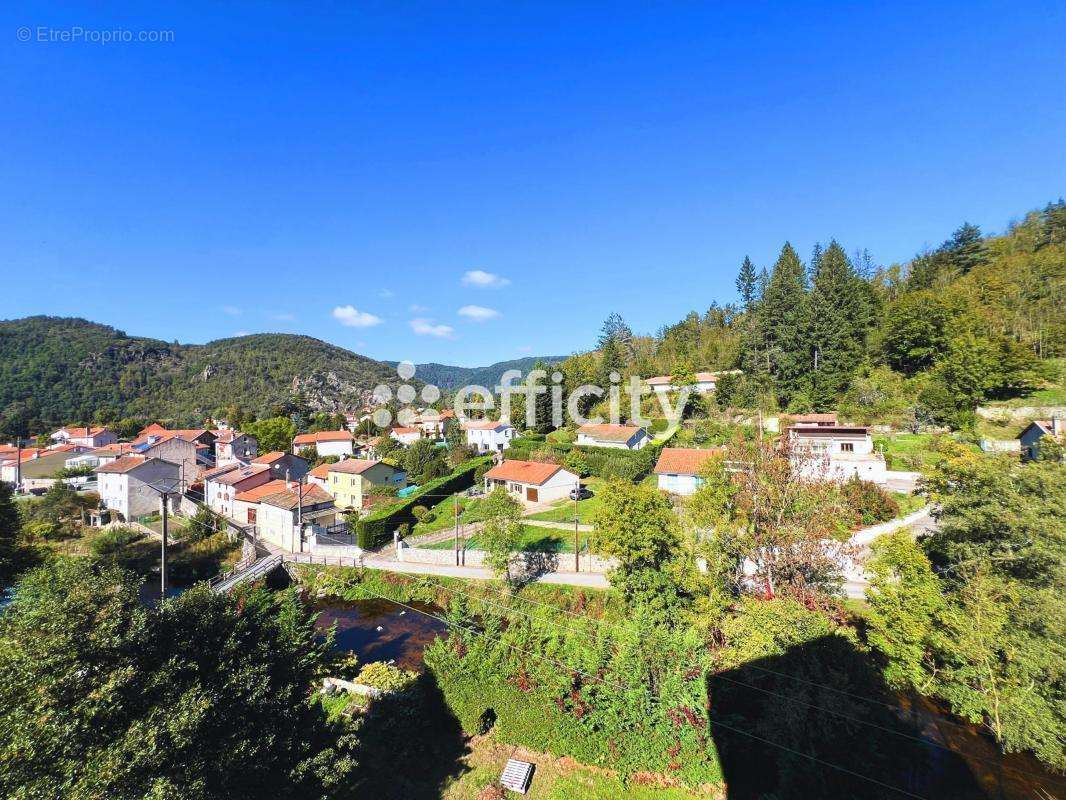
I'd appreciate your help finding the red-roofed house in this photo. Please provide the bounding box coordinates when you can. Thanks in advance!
[484,459,578,505]
[292,430,355,458]
[653,447,726,495]
[644,371,740,395]
[204,463,273,518]
[212,430,258,466]
[51,426,118,449]
[576,423,650,450]
[233,479,338,551]
[308,458,406,509]
[389,426,422,446]
[251,451,310,481]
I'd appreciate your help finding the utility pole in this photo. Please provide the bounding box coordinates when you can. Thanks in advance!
[454,494,460,566]
[160,491,169,599]
[574,481,580,573]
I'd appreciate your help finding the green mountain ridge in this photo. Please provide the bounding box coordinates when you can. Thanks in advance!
[389,356,568,390]
[0,317,407,429]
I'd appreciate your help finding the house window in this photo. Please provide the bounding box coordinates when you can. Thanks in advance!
[840,442,854,452]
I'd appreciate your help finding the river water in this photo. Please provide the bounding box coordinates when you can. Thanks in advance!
[314,598,448,672]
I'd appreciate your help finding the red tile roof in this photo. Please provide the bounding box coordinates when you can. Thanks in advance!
[577,424,645,442]
[235,480,293,503]
[484,459,564,486]
[258,483,334,510]
[327,458,387,475]
[308,462,332,479]
[56,426,110,438]
[653,447,725,476]
[95,455,151,474]
[211,464,270,486]
[391,426,420,435]
[783,413,838,425]
[786,425,870,436]
[251,451,287,464]
[293,430,354,445]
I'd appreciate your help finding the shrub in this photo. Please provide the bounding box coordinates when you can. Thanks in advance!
[90,527,142,557]
[411,505,430,523]
[356,661,417,693]
[841,476,900,526]
[563,449,590,477]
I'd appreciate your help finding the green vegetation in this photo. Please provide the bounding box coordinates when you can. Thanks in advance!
[526,476,607,524]
[423,524,593,554]
[0,316,406,428]
[0,559,355,799]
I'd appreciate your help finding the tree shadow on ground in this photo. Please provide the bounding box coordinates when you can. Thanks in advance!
[707,634,1034,800]
[342,672,470,800]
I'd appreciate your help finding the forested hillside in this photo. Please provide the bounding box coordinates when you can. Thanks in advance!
[0,317,404,430]
[556,200,1065,429]
[402,355,566,390]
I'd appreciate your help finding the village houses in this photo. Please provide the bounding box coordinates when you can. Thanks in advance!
[644,370,738,395]
[232,480,338,552]
[203,462,274,519]
[653,447,726,495]
[250,451,310,481]
[212,429,258,466]
[785,423,887,484]
[50,426,118,449]
[389,426,423,446]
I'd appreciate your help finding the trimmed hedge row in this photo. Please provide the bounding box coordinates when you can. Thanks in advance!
[506,432,674,482]
[354,456,493,549]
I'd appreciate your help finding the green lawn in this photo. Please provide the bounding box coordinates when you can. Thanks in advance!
[422,524,592,554]
[873,433,957,472]
[441,737,701,799]
[526,477,608,525]
[893,491,927,517]
[410,495,487,536]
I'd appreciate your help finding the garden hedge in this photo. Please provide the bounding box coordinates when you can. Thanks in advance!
[354,456,492,549]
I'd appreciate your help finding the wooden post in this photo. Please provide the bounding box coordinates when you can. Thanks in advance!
[574,482,580,572]
[454,494,460,566]
[160,493,169,599]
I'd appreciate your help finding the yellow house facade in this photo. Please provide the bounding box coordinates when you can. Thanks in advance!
[309,459,406,511]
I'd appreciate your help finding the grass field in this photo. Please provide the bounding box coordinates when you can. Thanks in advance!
[440,737,703,799]
[411,495,488,536]
[525,477,608,525]
[422,524,593,554]
[873,433,953,472]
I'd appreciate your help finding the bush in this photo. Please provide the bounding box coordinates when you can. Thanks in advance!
[841,476,900,526]
[356,661,417,693]
[90,527,142,557]
[411,505,430,523]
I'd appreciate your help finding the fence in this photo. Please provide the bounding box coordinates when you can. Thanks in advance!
[396,540,616,574]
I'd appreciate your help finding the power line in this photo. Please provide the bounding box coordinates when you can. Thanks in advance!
[355,584,930,800]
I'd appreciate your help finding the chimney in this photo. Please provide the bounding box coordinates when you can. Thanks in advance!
[1052,417,1062,437]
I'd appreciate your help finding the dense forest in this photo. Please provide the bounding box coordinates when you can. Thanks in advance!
[392,355,565,390]
[0,318,405,431]
[556,200,1065,429]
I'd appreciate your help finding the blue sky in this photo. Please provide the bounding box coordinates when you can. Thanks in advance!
[3,2,1064,366]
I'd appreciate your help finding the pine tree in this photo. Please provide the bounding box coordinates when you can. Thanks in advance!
[940,222,987,274]
[735,256,758,312]
[598,312,633,351]
[745,243,810,403]
[806,241,865,409]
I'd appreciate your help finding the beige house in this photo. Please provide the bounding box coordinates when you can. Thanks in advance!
[786,425,886,484]
[292,430,356,458]
[308,458,406,511]
[50,426,118,449]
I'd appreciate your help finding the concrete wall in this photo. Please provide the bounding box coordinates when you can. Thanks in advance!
[396,542,616,574]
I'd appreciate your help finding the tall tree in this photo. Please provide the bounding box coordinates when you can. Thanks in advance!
[735,256,758,312]
[744,243,810,403]
[805,241,867,409]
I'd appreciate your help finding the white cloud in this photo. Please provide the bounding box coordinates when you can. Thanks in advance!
[222,305,243,316]
[410,318,454,338]
[458,304,500,321]
[409,303,430,313]
[462,269,510,288]
[332,305,383,328]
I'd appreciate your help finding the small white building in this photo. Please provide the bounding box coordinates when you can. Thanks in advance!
[51,426,118,449]
[462,419,515,454]
[644,371,739,395]
[653,447,726,495]
[203,463,274,518]
[95,456,181,522]
[786,425,887,484]
[292,430,356,458]
[389,426,423,446]
[483,459,578,505]
[575,423,650,450]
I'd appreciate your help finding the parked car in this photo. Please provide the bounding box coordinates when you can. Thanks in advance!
[568,486,593,500]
